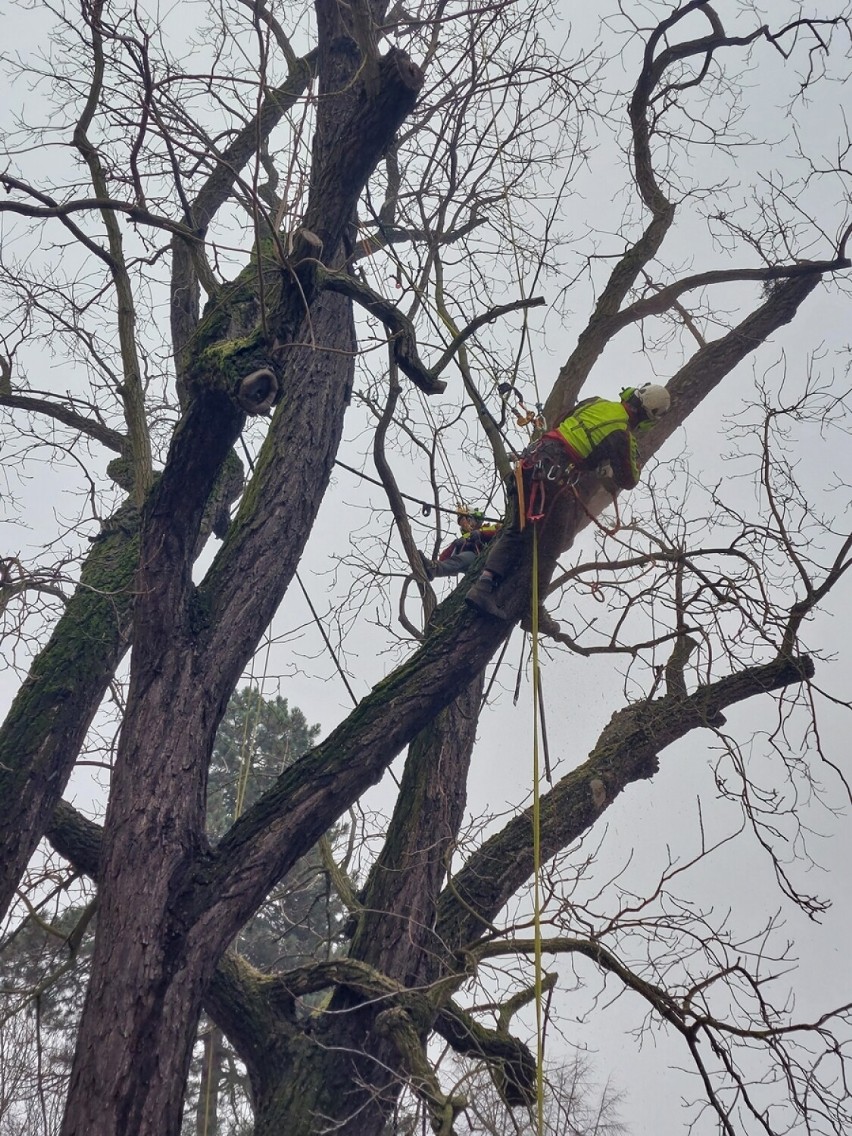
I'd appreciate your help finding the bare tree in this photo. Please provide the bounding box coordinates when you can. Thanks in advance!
[1,2,852,1135]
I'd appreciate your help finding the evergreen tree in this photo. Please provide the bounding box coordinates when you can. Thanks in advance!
[205,688,338,972]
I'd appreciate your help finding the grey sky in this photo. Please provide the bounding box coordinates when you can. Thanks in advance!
[2,1,852,1133]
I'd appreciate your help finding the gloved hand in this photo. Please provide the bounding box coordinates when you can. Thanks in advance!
[417,551,435,580]
[596,461,617,494]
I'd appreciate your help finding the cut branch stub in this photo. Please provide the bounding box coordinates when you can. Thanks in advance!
[302,46,424,250]
[236,368,279,415]
[191,325,284,416]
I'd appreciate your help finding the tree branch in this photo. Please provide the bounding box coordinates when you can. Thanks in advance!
[170,51,318,401]
[612,258,850,338]
[0,392,126,453]
[436,652,815,948]
[0,179,202,241]
[318,267,446,394]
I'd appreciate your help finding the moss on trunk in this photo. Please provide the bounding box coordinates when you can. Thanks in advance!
[0,501,139,916]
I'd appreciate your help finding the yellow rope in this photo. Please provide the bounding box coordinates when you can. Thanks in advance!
[202,639,272,1136]
[530,523,545,1134]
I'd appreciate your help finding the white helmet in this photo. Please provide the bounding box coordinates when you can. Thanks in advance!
[635,382,670,420]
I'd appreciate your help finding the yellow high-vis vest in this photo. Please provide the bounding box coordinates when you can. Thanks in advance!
[550,398,639,479]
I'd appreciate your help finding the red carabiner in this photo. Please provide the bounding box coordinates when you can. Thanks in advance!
[526,478,546,524]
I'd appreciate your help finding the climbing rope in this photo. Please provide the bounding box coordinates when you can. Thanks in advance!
[202,638,272,1136]
[530,523,545,1135]
[571,482,622,537]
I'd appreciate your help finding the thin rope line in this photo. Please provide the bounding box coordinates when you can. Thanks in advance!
[531,523,545,1133]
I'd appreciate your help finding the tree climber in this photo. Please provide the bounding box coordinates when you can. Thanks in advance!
[466,384,671,618]
[419,506,502,579]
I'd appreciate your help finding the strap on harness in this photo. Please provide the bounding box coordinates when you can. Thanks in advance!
[526,474,546,524]
[517,447,581,526]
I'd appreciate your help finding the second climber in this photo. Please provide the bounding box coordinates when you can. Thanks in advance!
[420,506,501,579]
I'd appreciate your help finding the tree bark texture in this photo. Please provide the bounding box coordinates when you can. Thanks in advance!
[349,677,483,983]
[56,271,829,1136]
[257,678,485,1135]
[10,15,845,1135]
[0,502,137,917]
[59,36,423,1136]
[47,650,816,1135]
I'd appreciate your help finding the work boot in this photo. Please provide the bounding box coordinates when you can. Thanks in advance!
[465,571,509,619]
[417,551,435,580]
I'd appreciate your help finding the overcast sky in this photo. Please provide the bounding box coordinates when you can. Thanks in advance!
[2,2,852,1133]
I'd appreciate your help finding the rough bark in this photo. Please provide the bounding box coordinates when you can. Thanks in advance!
[55,270,830,1136]
[170,54,317,402]
[23,252,837,1136]
[435,653,815,949]
[349,677,482,982]
[35,809,431,1136]
[0,501,138,916]
[8,9,847,1134]
[46,649,817,1133]
[58,32,424,1136]
[255,678,485,1134]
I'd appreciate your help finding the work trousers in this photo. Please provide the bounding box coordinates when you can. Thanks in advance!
[484,438,574,581]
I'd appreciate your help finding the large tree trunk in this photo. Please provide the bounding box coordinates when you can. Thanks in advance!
[59,278,358,1134]
[208,680,484,1136]
[48,645,818,1136]
[54,263,831,1136]
[57,7,427,1128]
[268,680,483,1134]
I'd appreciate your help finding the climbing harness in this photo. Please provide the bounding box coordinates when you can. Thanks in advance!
[514,442,581,530]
